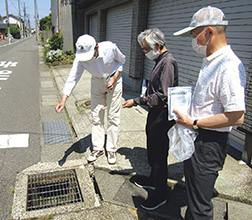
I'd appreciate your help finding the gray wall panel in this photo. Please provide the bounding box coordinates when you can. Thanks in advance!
[106,3,133,86]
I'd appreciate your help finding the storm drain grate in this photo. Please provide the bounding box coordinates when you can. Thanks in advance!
[26,169,83,211]
[43,121,72,145]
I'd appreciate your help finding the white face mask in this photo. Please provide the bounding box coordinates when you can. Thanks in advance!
[191,29,210,56]
[145,49,160,60]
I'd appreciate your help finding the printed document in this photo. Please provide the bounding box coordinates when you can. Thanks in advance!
[168,86,192,120]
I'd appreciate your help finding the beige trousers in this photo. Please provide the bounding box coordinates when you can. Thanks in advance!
[91,74,122,152]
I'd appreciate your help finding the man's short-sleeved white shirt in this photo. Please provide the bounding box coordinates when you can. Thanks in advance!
[190,45,246,132]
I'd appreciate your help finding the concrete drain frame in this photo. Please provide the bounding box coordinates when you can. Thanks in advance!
[12,161,100,220]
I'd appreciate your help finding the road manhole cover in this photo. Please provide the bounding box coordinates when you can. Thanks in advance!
[75,99,91,113]
[26,169,83,211]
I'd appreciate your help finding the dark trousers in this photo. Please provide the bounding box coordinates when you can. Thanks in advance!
[146,107,174,196]
[184,128,228,220]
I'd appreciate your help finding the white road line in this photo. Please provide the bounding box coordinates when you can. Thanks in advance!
[0,134,29,148]
[0,78,8,80]
[3,61,12,68]
[0,70,12,74]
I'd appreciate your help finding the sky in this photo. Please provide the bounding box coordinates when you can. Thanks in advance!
[0,0,51,28]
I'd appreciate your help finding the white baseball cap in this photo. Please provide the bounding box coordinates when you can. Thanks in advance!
[75,34,97,61]
[173,6,228,36]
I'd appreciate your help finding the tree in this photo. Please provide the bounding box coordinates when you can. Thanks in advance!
[5,26,20,38]
[48,33,64,50]
[39,13,52,31]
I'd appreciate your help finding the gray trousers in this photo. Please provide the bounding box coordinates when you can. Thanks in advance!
[184,128,228,220]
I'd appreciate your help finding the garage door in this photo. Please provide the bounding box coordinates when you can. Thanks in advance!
[106,3,133,86]
[145,0,252,151]
[89,13,98,41]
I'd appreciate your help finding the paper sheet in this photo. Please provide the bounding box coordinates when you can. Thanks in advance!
[168,86,192,120]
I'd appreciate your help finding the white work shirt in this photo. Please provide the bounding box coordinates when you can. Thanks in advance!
[63,41,125,96]
[190,45,247,132]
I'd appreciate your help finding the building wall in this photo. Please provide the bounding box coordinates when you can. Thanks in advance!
[51,0,74,51]
[51,0,58,33]
[59,1,74,51]
[143,0,252,151]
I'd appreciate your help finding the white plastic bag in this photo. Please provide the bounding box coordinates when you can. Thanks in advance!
[168,124,198,162]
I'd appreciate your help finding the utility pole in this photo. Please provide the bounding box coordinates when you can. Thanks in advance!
[34,0,38,41]
[28,14,30,35]
[5,0,10,43]
[18,0,22,38]
[23,3,26,38]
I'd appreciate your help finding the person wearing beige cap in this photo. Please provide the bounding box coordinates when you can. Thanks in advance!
[173,6,246,220]
[55,34,125,165]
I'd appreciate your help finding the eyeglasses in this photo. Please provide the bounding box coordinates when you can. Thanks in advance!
[191,27,207,38]
[141,47,151,53]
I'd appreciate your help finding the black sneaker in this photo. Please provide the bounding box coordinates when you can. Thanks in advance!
[130,175,155,190]
[141,194,167,211]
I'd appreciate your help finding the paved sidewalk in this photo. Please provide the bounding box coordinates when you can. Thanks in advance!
[12,45,252,220]
[51,64,252,219]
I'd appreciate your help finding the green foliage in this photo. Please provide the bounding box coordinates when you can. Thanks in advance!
[43,48,75,66]
[5,26,20,38]
[47,33,64,50]
[45,49,62,63]
[39,13,52,31]
[10,186,15,196]
[65,50,74,56]
[64,50,75,60]
[45,49,63,63]
[43,46,50,61]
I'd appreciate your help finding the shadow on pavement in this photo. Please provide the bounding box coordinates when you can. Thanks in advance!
[111,146,188,219]
[58,134,91,166]
[132,184,187,220]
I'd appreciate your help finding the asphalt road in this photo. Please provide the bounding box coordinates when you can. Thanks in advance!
[0,36,41,220]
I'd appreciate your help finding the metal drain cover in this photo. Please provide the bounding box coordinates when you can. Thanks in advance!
[43,121,72,145]
[27,169,83,211]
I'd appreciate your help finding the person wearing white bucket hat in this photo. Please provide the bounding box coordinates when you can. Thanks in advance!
[55,34,125,165]
[173,6,246,220]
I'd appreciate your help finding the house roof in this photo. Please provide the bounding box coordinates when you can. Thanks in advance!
[2,14,20,20]
[0,23,19,29]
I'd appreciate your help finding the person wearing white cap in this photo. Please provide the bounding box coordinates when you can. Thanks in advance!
[173,6,246,220]
[55,34,125,165]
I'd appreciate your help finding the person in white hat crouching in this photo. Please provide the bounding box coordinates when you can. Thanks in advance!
[55,34,125,165]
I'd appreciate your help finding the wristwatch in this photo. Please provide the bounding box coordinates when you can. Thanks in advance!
[193,119,199,130]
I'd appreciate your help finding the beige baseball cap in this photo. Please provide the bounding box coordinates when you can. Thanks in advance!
[173,6,228,36]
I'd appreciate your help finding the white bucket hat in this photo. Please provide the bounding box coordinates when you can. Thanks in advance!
[173,6,228,36]
[75,34,96,61]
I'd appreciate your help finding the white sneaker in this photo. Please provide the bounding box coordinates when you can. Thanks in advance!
[107,152,116,164]
[87,150,103,162]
